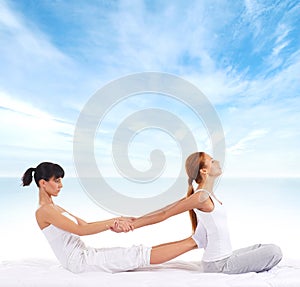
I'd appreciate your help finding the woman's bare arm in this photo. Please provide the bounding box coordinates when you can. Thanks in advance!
[131,191,212,229]
[57,206,88,226]
[37,205,133,235]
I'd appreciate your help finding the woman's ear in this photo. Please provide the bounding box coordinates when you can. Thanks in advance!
[39,179,46,187]
[200,168,208,175]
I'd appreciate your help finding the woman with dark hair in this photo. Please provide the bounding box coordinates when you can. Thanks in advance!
[22,162,212,273]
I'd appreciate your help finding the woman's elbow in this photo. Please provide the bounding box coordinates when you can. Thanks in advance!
[201,202,214,213]
[74,227,85,236]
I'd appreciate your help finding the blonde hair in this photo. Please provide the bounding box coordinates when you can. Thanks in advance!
[185,152,207,232]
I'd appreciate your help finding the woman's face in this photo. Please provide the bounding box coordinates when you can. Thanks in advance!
[44,177,63,197]
[204,154,222,177]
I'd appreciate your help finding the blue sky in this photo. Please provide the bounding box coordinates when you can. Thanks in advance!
[0,0,299,178]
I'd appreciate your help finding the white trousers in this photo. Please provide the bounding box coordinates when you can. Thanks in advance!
[67,245,151,273]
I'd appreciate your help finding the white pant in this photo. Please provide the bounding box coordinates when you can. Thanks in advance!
[67,245,151,273]
[203,244,282,274]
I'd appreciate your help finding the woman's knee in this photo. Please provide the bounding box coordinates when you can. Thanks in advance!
[271,244,282,261]
[266,244,282,264]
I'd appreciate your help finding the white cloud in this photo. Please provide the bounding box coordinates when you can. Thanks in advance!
[0,0,78,111]
[0,91,75,176]
[0,0,299,178]
[0,1,68,62]
[0,91,53,120]
[272,41,290,57]
[274,24,291,45]
[227,129,268,155]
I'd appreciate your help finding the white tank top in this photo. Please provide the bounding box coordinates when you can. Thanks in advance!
[194,190,232,262]
[42,212,86,269]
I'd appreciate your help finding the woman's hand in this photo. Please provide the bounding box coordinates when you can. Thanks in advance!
[109,217,135,233]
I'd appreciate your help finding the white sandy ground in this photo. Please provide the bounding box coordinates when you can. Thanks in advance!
[1,212,300,287]
[1,257,300,287]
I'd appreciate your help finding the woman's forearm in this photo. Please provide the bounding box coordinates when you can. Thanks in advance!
[132,210,167,229]
[77,218,116,236]
[132,198,186,229]
[78,217,134,235]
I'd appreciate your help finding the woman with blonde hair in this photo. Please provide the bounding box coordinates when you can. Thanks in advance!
[133,151,282,274]
[183,152,282,273]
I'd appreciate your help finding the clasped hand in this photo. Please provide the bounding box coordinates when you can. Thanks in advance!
[109,217,135,233]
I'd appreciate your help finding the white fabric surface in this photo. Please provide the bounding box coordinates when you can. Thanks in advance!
[1,258,300,287]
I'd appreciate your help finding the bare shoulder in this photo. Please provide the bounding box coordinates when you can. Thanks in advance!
[193,191,214,212]
[35,204,57,230]
[36,203,55,216]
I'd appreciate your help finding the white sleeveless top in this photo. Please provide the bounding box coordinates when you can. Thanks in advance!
[42,212,86,270]
[194,190,232,262]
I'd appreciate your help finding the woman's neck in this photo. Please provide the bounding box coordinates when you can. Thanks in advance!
[197,175,222,204]
[197,176,216,193]
[39,188,53,206]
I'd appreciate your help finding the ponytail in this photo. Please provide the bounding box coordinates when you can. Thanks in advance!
[187,179,197,232]
[22,168,36,186]
[21,162,64,187]
[185,152,206,232]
